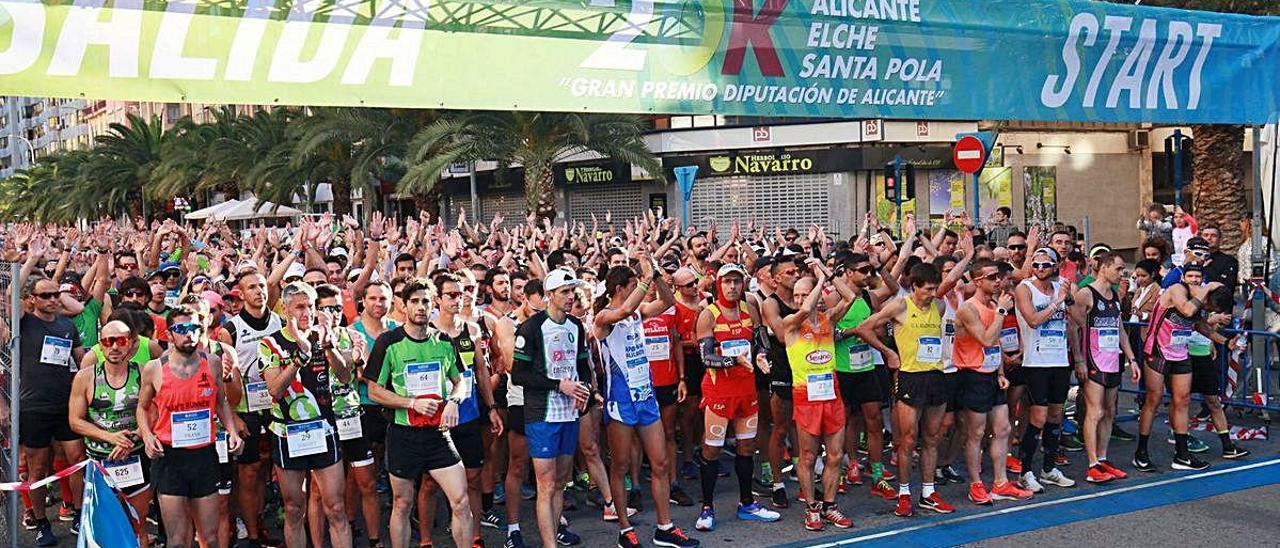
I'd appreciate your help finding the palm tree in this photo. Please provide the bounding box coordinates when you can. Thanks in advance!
[1118,0,1280,250]
[401,111,662,220]
[81,113,170,219]
[151,106,249,204]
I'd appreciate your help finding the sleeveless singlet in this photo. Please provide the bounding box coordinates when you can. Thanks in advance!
[786,315,839,403]
[151,353,218,449]
[86,357,143,458]
[642,308,679,387]
[704,302,756,397]
[441,324,483,425]
[226,310,282,413]
[1144,292,1197,363]
[953,297,1002,373]
[834,290,878,374]
[893,297,944,373]
[1017,280,1068,368]
[940,291,961,374]
[1084,286,1123,373]
[601,312,656,404]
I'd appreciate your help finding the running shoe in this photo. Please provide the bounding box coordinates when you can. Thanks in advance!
[1171,455,1210,471]
[759,462,774,484]
[1055,454,1072,468]
[670,484,694,507]
[919,493,955,514]
[616,528,642,548]
[1222,445,1252,460]
[939,465,963,484]
[472,537,486,548]
[22,509,37,530]
[1040,468,1076,487]
[35,520,57,547]
[504,530,526,548]
[845,463,863,486]
[752,478,775,497]
[587,487,606,508]
[521,484,537,501]
[870,479,897,500]
[894,494,914,517]
[1006,455,1023,475]
[494,484,506,505]
[1085,465,1114,484]
[695,506,716,531]
[1097,460,1128,479]
[1020,471,1045,494]
[967,482,992,505]
[1167,431,1211,453]
[990,480,1034,501]
[1131,452,1156,472]
[653,526,699,548]
[627,489,643,513]
[681,460,699,481]
[58,503,75,521]
[736,501,781,522]
[69,512,81,535]
[821,503,853,528]
[1110,424,1136,442]
[771,487,790,509]
[804,503,824,531]
[481,509,504,529]
[603,503,639,522]
[556,524,582,546]
[1061,433,1085,452]
[717,460,731,478]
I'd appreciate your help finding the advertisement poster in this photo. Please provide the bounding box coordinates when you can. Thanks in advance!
[1023,167,1058,227]
[978,167,1014,213]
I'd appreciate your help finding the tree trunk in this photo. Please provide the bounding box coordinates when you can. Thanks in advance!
[1190,124,1248,251]
[527,161,557,221]
[330,178,353,217]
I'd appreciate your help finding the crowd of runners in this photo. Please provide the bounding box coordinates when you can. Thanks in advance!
[0,207,1256,548]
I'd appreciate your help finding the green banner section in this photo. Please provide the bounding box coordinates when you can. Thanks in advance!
[1,0,1278,123]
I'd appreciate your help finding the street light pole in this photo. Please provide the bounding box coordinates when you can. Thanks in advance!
[13,135,35,168]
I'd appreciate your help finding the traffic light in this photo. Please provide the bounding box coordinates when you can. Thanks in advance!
[883,164,898,202]
[903,163,917,201]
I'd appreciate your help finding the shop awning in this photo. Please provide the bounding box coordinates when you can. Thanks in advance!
[1,0,1278,124]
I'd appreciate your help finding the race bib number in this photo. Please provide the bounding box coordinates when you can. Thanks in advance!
[216,431,229,464]
[103,455,144,489]
[1171,329,1193,349]
[164,290,180,309]
[405,362,442,398]
[171,409,211,448]
[916,337,943,363]
[624,358,653,402]
[1040,330,1066,350]
[807,372,836,401]
[40,336,72,367]
[849,343,873,370]
[245,382,273,412]
[644,336,671,362]
[721,339,751,358]
[285,420,328,458]
[1097,328,1120,352]
[337,416,363,441]
[1000,328,1019,353]
[982,346,1003,371]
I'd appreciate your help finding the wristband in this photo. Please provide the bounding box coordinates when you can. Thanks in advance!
[997,307,1009,316]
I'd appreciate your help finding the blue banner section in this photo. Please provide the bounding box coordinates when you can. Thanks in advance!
[77,464,139,548]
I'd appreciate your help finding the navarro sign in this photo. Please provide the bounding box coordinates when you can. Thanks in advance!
[665,148,857,180]
[554,161,631,186]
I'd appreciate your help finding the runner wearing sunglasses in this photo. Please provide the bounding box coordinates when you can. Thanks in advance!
[68,320,151,544]
[137,307,243,548]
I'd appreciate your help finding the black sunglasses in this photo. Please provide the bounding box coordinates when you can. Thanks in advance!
[32,291,61,300]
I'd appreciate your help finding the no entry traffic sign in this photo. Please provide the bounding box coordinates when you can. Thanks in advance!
[953,136,987,174]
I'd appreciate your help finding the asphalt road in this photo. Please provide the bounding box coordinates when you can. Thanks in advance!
[13,410,1278,547]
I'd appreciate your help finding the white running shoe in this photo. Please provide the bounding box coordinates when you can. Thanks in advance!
[1039,467,1076,488]
[1020,471,1045,493]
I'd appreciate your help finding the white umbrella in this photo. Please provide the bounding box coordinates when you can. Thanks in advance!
[184,199,241,220]
[215,199,304,221]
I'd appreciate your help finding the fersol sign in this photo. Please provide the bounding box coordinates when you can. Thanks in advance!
[554,161,631,186]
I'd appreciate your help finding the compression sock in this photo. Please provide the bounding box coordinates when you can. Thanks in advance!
[1137,434,1150,455]
[1217,430,1233,451]
[1042,422,1062,473]
[1020,425,1043,469]
[1174,433,1190,460]
[871,462,884,482]
[735,455,754,504]
[696,451,718,507]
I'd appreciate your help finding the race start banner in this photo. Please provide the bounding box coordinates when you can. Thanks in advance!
[1,0,1278,124]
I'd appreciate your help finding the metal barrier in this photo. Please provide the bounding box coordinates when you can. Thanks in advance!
[1120,321,1279,417]
[1,262,18,547]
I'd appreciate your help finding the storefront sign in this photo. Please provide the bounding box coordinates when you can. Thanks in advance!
[665,148,857,179]
[554,161,631,186]
[1,1,1277,123]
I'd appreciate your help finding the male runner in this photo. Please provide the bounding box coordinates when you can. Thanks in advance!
[137,307,244,548]
[512,269,592,548]
[68,320,151,543]
[259,282,353,548]
[365,278,476,548]
[1069,252,1139,483]
[760,253,800,506]
[1013,249,1077,492]
[779,259,855,531]
[595,259,701,548]
[855,263,956,517]
[693,264,781,531]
